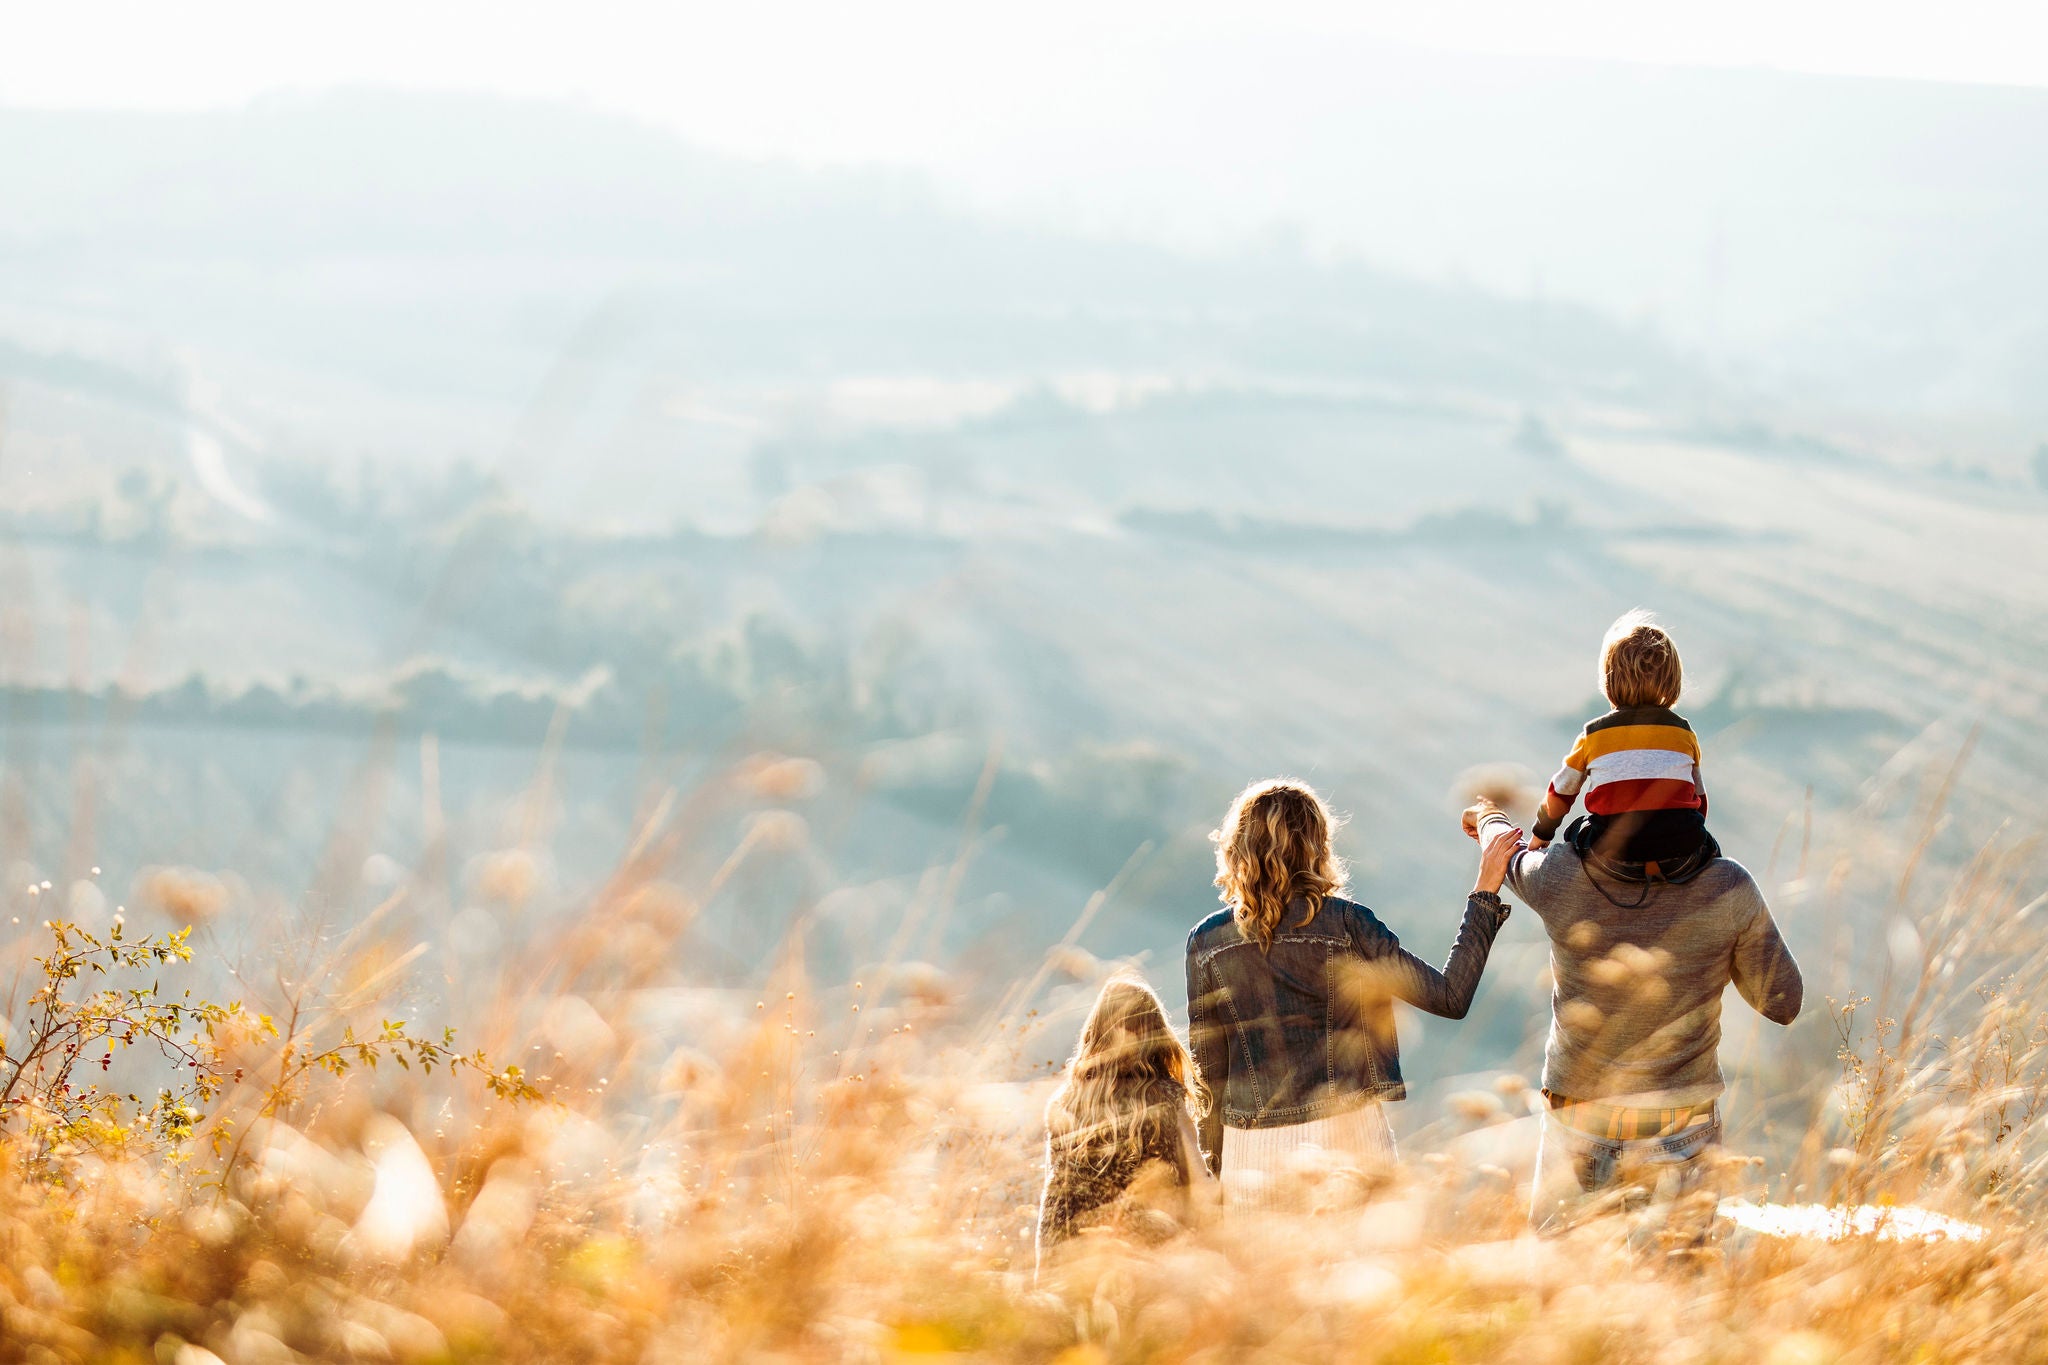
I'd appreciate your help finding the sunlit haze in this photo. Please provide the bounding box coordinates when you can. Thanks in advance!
[12,1,2048,352]
[1,7,2046,1359]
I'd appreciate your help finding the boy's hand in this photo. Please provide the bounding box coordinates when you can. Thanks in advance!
[1527,837,1550,850]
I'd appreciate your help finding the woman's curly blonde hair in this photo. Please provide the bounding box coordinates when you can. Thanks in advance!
[1211,779,1346,952]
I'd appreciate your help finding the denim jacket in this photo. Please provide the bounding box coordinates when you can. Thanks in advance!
[1184,892,1510,1172]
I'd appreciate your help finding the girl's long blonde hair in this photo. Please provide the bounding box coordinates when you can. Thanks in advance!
[1211,779,1346,951]
[1045,974,1194,1173]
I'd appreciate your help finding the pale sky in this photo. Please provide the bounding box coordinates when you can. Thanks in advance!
[9,0,2048,173]
[10,0,2048,356]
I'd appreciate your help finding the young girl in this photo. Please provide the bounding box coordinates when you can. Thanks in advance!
[1037,973,1215,1268]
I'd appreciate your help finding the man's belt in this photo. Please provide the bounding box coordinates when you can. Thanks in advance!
[1543,1090,1717,1141]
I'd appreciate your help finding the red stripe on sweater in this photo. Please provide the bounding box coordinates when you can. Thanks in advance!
[1584,778,1702,816]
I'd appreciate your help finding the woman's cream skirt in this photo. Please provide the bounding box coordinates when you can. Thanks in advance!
[1220,1102,1396,1214]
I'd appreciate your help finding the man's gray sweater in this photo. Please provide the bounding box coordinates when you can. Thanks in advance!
[1504,841,1803,1108]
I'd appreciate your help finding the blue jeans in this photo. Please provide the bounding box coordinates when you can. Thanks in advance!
[1529,1106,1721,1232]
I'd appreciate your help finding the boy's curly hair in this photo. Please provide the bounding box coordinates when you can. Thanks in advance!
[1601,609,1683,708]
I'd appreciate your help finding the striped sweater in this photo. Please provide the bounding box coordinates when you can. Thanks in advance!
[1532,705,1708,844]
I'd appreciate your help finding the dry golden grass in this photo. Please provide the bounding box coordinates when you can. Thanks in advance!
[0,753,2042,1365]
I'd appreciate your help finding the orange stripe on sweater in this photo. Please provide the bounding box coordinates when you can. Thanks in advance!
[1575,724,1700,764]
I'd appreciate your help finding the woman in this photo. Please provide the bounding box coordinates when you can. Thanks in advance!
[1037,972,1216,1269]
[1185,779,1519,1210]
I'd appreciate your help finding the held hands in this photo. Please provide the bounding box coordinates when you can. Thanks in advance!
[1462,799,1525,894]
[1475,817,1523,893]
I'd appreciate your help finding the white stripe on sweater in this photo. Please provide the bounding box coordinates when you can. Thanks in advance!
[1586,747,1699,785]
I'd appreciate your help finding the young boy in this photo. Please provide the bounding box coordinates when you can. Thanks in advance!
[1524,610,1715,872]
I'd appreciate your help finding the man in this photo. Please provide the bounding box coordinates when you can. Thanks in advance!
[1467,801,1802,1228]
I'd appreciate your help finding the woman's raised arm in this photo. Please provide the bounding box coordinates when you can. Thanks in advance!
[1347,821,1521,1019]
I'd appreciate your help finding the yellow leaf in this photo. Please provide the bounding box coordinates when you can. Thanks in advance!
[889,1322,961,1354]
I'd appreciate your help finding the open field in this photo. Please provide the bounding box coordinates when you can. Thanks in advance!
[0,750,2041,1362]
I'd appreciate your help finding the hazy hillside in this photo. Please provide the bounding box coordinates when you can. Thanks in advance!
[899,40,2048,426]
